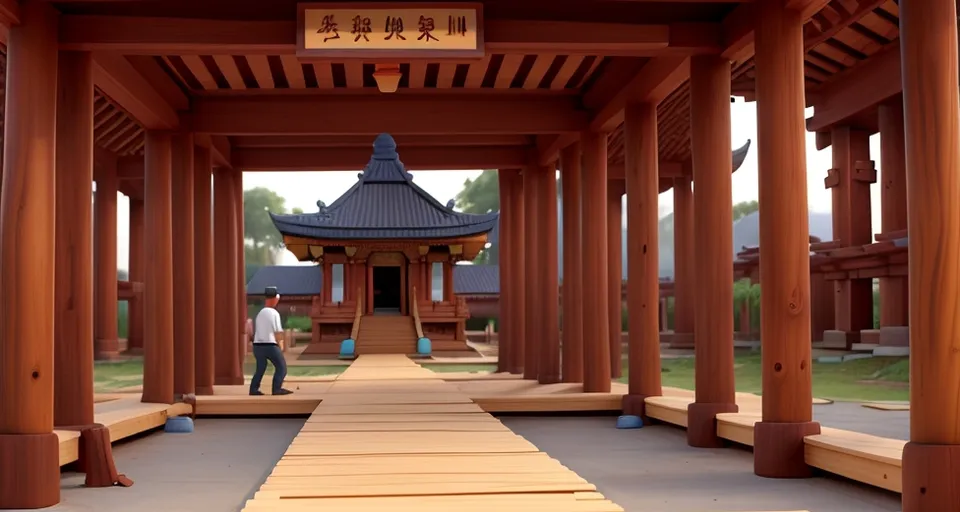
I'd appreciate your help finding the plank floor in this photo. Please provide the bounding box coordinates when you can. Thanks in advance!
[241,354,624,512]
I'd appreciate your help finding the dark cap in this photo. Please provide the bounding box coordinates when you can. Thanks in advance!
[264,286,279,298]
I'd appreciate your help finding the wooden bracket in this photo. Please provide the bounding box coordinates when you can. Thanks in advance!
[824,168,841,189]
[854,160,877,183]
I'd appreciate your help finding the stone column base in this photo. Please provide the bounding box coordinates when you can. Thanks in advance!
[754,420,821,478]
[879,326,909,347]
[822,330,855,349]
[621,394,652,423]
[687,402,739,448]
[0,432,60,509]
[94,338,121,360]
[902,441,960,511]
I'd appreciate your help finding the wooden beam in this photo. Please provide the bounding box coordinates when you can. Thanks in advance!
[92,52,179,129]
[60,16,721,56]
[0,0,19,26]
[536,133,579,166]
[806,42,901,132]
[210,135,231,168]
[119,145,533,173]
[721,0,835,61]
[584,56,689,132]
[230,134,532,148]
[184,96,587,135]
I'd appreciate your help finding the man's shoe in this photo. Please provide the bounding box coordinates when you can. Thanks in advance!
[273,388,294,395]
[250,390,265,396]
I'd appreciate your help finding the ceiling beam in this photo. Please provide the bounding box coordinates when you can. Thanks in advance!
[806,42,900,133]
[59,16,723,56]
[230,134,533,149]
[184,95,587,135]
[0,0,18,26]
[584,56,690,132]
[536,133,579,166]
[92,52,179,130]
[721,0,835,62]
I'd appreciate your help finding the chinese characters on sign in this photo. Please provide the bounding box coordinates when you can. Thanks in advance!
[301,6,481,55]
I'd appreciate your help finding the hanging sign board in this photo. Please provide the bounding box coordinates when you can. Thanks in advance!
[297,3,484,58]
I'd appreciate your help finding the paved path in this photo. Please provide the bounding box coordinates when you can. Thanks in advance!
[240,354,624,511]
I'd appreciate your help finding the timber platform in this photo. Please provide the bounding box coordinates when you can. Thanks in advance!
[240,354,624,511]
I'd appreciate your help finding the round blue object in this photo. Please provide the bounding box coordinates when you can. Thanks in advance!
[416,337,432,355]
[165,416,194,434]
[616,415,643,429]
[340,338,356,357]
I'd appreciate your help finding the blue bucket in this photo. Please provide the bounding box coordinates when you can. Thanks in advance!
[416,337,432,355]
[165,416,194,433]
[616,415,643,429]
[340,338,355,357]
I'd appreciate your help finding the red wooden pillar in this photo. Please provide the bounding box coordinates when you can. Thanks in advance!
[142,132,175,405]
[622,104,661,414]
[878,98,909,346]
[560,143,583,383]
[0,3,61,507]
[54,50,96,428]
[508,170,526,374]
[95,153,120,360]
[581,131,611,393]
[537,163,560,384]
[194,145,215,395]
[496,171,512,373]
[235,172,246,367]
[825,126,874,347]
[522,166,540,380]
[753,0,819,478]
[172,133,195,397]
[127,198,145,354]
[443,260,454,301]
[687,55,738,448]
[671,176,695,347]
[607,180,624,379]
[214,168,242,385]
[899,0,960,508]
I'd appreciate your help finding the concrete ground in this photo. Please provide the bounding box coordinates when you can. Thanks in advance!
[814,402,908,439]
[502,416,903,512]
[45,418,303,512]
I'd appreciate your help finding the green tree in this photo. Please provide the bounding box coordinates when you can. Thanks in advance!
[292,207,304,214]
[732,200,759,222]
[455,169,499,214]
[244,187,288,265]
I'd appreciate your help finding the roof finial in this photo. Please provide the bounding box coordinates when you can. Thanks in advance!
[316,200,326,212]
[372,133,398,160]
[446,199,456,209]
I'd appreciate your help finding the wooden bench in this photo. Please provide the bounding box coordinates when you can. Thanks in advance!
[804,428,904,492]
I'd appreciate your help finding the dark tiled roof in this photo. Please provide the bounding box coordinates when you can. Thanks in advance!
[270,134,499,241]
[732,139,751,172]
[245,264,501,296]
[453,264,499,295]
[247,265,322,296]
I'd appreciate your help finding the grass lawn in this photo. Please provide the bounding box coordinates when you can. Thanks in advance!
[623,354,909,402]
[94,355,910,402]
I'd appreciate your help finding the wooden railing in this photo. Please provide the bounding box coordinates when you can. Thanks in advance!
[350,287,363,340]
[411,287,425,339]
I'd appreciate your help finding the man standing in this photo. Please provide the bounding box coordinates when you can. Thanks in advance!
[249,286,293,396]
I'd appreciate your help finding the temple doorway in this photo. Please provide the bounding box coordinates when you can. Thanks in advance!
[373,266,402,313]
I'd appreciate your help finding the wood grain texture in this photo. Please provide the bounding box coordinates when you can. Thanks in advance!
[523,167,541,380]
[172,133,196,396]
[560,145,584,383]
[581,131,611,393]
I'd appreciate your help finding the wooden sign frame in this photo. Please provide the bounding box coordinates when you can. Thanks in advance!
[296,2,485,59]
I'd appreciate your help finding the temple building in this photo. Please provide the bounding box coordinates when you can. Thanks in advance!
[258,133,499,356]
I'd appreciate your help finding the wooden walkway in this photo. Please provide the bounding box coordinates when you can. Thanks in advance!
[240,354,624,511]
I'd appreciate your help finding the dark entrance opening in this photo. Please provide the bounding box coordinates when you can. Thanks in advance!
[373,266,402,313]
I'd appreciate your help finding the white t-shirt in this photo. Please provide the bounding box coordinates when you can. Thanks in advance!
[254,307,283,344]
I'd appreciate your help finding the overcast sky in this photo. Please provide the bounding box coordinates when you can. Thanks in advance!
[111,100,885,270]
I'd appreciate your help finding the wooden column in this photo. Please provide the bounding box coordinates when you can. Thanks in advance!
[54,50,95,428]
[496,171,513,373]
[194,146,215,395]
[753,0,819,478]
[900,0,960,508]
[622,104,661,415]
[94,154,120,360]
[523,167,541,380]
[810,271,835,342]
[687,55,738,448]
[142,131,175,405]
[581,131,611,393]
[607,180,624,379]
[537,163,560,384]
[878,98,909,343]
[0,3,61,507]
[214,168,242,385]
[443,260,454,301]
[508,170,526,374]
[560,143,583,383]
[127,198,145,354]
[671,176,695,348]
[172,133,195,397]
[235,172,246,367]
[825,126,874,347]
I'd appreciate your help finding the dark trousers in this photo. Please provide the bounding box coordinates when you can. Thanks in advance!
[250,343,287,394]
